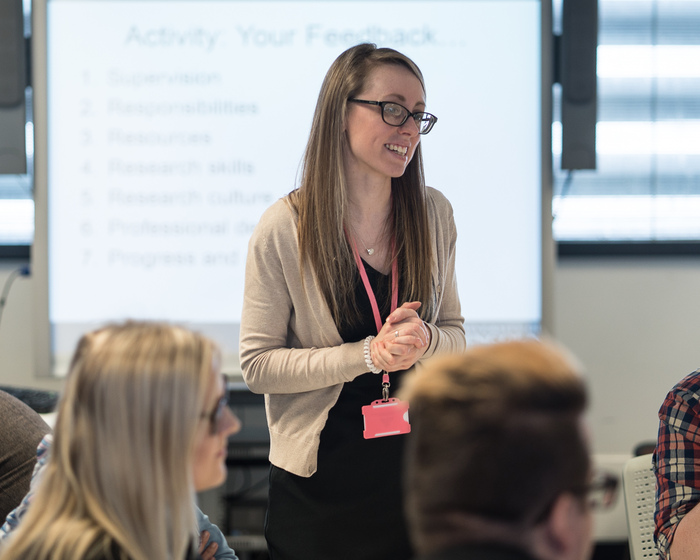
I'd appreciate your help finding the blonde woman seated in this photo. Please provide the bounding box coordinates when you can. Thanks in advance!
[0,321,240,560]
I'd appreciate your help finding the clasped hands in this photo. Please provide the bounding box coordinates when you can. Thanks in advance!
[370,301,430,373]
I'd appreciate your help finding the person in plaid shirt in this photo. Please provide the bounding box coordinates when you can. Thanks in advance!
[654,369,700,559]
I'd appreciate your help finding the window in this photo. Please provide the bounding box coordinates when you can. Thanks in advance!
[553,0,700,244]
[0,173,33,246]
[0,0,32,254]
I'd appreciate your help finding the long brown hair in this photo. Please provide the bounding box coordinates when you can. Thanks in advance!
[290,43,435,328]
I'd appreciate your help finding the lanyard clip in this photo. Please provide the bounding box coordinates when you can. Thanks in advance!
[382,372,390,402]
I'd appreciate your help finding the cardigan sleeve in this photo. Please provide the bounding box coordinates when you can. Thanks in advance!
[420,187,466,359]
[239,200,368,395]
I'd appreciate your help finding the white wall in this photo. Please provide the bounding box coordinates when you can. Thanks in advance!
[554,256,700,455]
[553,256,700,541]
[3,255,700,455]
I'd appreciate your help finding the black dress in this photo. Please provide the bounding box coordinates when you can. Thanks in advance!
[265,261,413,560]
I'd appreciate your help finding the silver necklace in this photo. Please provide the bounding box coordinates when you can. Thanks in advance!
[352,227,380,256]
[359,238,376,256]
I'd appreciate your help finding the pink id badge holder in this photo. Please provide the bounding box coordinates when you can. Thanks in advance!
[362,373,411,439]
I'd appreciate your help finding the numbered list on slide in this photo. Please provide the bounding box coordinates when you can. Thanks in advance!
[48,16,296,322]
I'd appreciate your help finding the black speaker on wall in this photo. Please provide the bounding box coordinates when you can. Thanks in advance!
[0,0,27,174]
[559,0,598,170]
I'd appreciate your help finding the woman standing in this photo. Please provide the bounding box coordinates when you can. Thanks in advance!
[240,43,466,560]
[0,322,240,560]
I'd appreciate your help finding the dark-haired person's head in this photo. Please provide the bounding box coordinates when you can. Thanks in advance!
[400,340,610,560]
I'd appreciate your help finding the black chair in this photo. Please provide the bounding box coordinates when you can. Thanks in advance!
[0,386,59,414]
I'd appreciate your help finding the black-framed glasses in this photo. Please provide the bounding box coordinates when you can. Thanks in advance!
[583,470,619,510]
[534,469,619,524]
[348,99,438,135]
[201,393,230,435]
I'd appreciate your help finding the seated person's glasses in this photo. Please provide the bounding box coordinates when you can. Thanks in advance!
[584,470,619,510]
[203,395,230,435]
[201,376,231,435]
[348,99,438,135]
[535,469,619,523]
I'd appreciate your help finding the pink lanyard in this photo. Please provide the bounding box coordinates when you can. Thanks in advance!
[349,236,399,334]
[349,234,398,396]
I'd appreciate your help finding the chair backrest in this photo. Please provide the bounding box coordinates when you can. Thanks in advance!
[623,453,660,560]
[0,386,59,413]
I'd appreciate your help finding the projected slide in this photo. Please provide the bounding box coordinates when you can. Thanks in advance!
[40,0,542,375]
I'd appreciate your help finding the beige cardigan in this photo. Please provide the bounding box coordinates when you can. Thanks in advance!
[239,187,466,477]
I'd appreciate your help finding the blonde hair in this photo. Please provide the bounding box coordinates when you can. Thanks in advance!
[0,321,219,560]
[290,43,435,327]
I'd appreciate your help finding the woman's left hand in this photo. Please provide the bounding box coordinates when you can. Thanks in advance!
[370,301,431,372]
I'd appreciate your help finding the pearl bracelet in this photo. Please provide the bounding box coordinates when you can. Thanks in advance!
[364,335,382,374]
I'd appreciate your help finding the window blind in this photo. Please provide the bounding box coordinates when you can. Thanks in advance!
[553,0,700,242]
